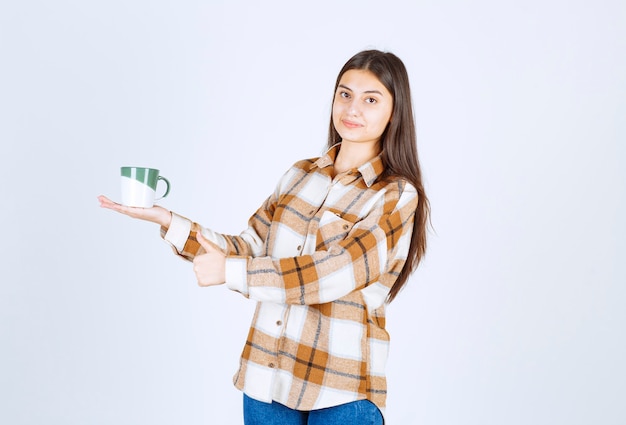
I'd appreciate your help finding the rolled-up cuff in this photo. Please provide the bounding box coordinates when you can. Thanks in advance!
[163,212,192,253]
[225,257,249,296]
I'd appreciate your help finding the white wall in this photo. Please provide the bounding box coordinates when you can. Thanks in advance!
[1,0,624,424]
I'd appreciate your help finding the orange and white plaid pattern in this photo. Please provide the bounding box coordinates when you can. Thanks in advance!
[162,145,418,415]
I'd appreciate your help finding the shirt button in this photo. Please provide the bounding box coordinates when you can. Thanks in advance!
[297,245,302,251]
[269,363,275,368]
[276,320,282,326]
[343,224,349,230]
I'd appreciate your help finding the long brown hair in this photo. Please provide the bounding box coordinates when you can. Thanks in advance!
[327,50,430,302]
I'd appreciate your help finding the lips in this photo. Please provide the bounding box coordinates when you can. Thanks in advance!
[342,119,362,129]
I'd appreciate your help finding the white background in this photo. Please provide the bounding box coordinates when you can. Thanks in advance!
[1,0,624,424]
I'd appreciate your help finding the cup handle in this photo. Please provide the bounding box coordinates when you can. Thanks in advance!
[155,176,171,201]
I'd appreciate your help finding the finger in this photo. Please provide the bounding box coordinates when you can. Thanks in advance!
[98,195,142,217]
[98,195,123,211]
[196,231,214,251]
[98,195,113,206]
[98,196,131,212]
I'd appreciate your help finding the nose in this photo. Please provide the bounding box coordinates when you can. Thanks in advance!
[348,99,360,117]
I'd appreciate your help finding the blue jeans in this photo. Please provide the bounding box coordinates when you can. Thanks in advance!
[243,394,383,425]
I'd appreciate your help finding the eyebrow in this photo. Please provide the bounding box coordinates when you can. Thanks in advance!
[337,84,385,96]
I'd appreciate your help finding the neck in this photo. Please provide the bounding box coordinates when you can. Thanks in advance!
[333,141,380,175]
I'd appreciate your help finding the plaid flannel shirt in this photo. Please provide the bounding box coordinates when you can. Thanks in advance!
[162,145,418,415]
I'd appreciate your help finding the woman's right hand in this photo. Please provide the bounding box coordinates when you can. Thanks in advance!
[98,195,172,227]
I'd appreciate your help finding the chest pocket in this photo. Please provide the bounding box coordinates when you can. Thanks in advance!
[315,210,356,250]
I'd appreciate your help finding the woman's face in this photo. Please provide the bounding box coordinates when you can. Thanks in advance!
[332,69,393,148]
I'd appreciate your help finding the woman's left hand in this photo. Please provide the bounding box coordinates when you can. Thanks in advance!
[193,231,226,286]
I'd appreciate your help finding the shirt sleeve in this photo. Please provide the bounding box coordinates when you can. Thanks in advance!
[225,180,418,306]
[160,167,288,261]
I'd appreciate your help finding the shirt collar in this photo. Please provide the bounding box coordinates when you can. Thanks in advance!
[314,143,384,188]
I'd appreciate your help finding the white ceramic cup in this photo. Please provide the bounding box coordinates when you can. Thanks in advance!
[120,166,170,208]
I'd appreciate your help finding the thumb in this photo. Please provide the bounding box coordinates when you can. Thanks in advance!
[196,230,214,252]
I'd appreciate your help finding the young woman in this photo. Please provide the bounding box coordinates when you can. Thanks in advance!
[99,49,429,425]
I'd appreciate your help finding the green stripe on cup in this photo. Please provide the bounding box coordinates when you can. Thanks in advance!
[121,167,161,190]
